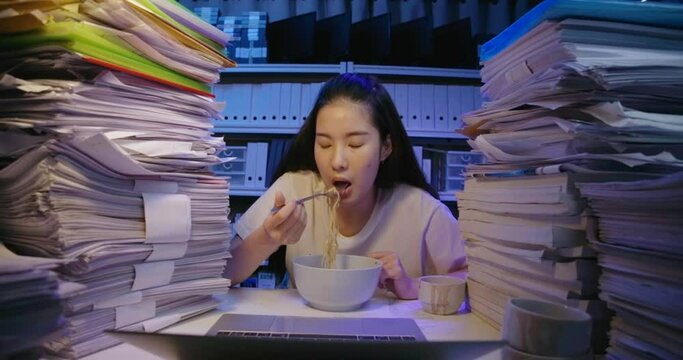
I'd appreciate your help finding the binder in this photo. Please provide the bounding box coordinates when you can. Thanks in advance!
[420,84,435,131]
[393,83,408,129]
[255,142,269,189]
[266,140,285,186]
[279,83,292,128]
[233,83,253,127]
[473,88,483,111]
[265,83,281,128]
[447,85,462,131]
[350,14,391,64]
[407,84,421,131]
[460,85,476,117]
[250,84,268,127]
[304,82,323,123]
[289,83,303,128]
[245,142,258,188]
[388,16,433,66]
[223,84,236,126]
[434,85,449,131]
[310,82,323,109]
[300,83,312,124]
[313,12,351,63]
[267,12,316,63]
[383,83,395,105]
[212,84,229,128]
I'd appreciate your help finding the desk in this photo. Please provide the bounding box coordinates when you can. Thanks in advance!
[83,288,502,359]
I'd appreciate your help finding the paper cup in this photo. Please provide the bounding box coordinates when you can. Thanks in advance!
[418,275,466,315]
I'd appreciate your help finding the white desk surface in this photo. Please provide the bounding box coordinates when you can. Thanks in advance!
[83,288,503,359]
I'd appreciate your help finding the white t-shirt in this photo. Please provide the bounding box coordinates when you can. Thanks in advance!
[234,171,466,283]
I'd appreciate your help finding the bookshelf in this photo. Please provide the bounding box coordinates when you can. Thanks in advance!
[213,62,482,205]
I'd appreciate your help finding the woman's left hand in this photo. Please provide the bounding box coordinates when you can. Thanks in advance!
[367,251,418,300]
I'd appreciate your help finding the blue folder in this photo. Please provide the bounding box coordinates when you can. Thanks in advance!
[480,0,683,62]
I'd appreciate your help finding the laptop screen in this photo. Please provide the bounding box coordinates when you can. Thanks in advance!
[107,329,506,360]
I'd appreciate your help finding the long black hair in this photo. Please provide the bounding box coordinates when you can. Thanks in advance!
[273,73,438,199]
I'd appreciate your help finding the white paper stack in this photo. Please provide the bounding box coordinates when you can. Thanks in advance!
[577,173,683,359]
[0,0,236,357]
[457,172,612,346]
[0,243,84,359]
[458,0,683,354]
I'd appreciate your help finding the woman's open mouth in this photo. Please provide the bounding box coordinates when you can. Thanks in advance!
[333,180,351,199]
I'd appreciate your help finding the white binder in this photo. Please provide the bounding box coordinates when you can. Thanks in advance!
[212,84,228,128]
[255,142,269,189]
[279,83,292,128]
[447,85,462,131]
[460,85,476,117]
[300,83,312,123]
[265,83,281,128]
[393,83,408,129]
[289,83,302,128]
[434,85,449,131]
[420,84,435,131]
[383,82,395,106]
[309,82,323,109]
[245,142,258,188]
[407,84,421,131]
[473,86,483,111]
[219,84,249,127]
[250,84,267,127]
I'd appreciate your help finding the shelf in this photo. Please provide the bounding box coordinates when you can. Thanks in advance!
[213,127,466,139]
[213,127,299,135]
[346,63,481,80]
[221,63,344,75]
[219,62,480,81]
[408,130,466,139]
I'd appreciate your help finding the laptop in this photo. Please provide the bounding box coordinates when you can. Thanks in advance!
[107,314,505,359]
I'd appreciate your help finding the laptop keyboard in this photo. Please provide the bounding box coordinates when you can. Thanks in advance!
[217,331,417,342]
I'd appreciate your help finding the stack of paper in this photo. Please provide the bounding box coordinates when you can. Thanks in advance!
[0,243,83,359]
[457,172,613,349]
[0,0,235,94]
[458,0,683,355]
[0,0,236,357]
[577,173,683,359]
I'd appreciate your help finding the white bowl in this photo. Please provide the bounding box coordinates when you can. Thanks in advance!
[502,298,592,357]
[293,254,382,312]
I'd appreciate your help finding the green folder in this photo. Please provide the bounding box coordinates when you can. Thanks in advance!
[0,20,212,95]
[133,0,223,52]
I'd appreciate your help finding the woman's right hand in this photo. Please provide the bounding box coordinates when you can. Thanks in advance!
[262,191,307,246]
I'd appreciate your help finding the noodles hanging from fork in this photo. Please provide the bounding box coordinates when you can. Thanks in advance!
[322,188,341,268]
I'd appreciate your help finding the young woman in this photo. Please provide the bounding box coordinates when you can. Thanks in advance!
[225,73,466,299]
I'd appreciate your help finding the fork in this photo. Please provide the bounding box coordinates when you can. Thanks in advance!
[270,190,338,212]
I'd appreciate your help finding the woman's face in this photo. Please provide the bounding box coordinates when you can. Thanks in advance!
[314,99,391,208]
